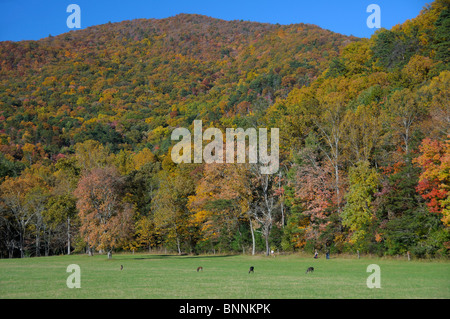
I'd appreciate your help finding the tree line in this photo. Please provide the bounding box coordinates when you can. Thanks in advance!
[0,1,449,258]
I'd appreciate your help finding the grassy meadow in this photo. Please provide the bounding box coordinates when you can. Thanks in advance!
[0,253,448,299]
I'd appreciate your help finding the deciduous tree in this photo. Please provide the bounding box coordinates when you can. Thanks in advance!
[74,166,134,258]
[341,161,380,248]
[414,137,450,226]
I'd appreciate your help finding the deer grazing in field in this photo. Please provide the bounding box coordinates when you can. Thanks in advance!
[306,267,314,274]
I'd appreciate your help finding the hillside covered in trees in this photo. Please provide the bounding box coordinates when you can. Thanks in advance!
[0,0,449,258]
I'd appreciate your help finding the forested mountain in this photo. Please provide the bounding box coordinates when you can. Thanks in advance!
[0,0,448,258]
[0,13,353,156]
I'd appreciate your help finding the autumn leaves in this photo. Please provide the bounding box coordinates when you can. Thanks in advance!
[171,120,279,174]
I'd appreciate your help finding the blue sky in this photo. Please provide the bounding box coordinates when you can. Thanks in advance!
[0,0,431,41]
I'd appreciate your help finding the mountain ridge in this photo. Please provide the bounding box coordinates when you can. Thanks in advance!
[0,11,356,157]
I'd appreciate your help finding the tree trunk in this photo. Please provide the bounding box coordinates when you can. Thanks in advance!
[265,234,270,256]
[67,217,71,255]
[8,245,14,258]
[249,217,255,256]
[35,231,40,257]
[44,230,50,256]
[19,230,25,258]
[279,171,285,228]
[176,235,182,255]
[264,222,272,256]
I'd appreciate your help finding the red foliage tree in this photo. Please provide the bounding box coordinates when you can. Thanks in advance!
[414,137,450,226]
[74,166,134,258]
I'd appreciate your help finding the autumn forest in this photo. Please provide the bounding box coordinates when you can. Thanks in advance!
[0,0,449,259]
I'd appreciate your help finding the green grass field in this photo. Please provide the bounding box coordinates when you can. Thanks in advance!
[0,253,448,299]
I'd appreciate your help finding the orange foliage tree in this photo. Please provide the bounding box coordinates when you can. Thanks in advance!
[414,137,450,226]
[74,166,134,258]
